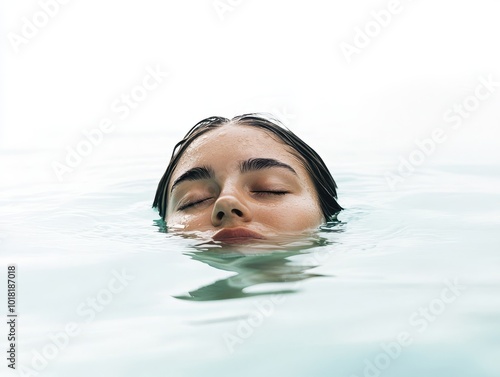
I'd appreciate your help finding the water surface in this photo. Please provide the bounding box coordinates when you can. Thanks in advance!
[1,133,499,377]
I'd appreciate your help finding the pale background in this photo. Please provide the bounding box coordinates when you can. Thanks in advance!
[1,0,500,187]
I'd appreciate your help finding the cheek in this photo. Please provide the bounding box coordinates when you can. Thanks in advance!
[286,201,322,230]
[166,210,211,231]
[255,195,323,231]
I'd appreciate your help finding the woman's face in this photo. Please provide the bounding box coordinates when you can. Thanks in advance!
[166,125,323,243]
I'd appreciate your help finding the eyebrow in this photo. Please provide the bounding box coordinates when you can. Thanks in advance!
[171,166,214,192]
[239,158,296,175]
[170,158,296,193]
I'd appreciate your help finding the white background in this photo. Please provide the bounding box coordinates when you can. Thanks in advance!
[1,0,500,187]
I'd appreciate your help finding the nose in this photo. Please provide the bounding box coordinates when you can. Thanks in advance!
[211,195,252,226]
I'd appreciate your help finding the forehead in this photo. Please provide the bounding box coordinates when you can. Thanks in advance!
[167,125,308,192]
[174,125,298,170]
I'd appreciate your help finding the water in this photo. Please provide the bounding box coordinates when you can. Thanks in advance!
[1,133,499,377]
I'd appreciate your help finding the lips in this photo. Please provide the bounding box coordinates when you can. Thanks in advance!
[213,227,264,244]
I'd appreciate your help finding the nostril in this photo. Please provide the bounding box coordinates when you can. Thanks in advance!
[232,208,243,217]
[216,211,224,220]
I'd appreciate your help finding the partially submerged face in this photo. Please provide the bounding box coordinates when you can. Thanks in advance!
[166,124,324,243]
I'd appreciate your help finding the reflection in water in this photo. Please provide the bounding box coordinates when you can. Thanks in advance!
[174,236,335,301]
[152,217,345,301]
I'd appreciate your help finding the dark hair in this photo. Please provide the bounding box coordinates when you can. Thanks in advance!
[153,113,342,221]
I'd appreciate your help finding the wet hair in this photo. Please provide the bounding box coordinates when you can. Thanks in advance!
[153,113,342,221]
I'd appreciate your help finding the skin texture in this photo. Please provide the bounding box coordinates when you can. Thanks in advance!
[166,124,324,242]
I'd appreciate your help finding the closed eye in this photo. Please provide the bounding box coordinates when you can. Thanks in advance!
[252,191,289,196]
[178,197,213,211]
